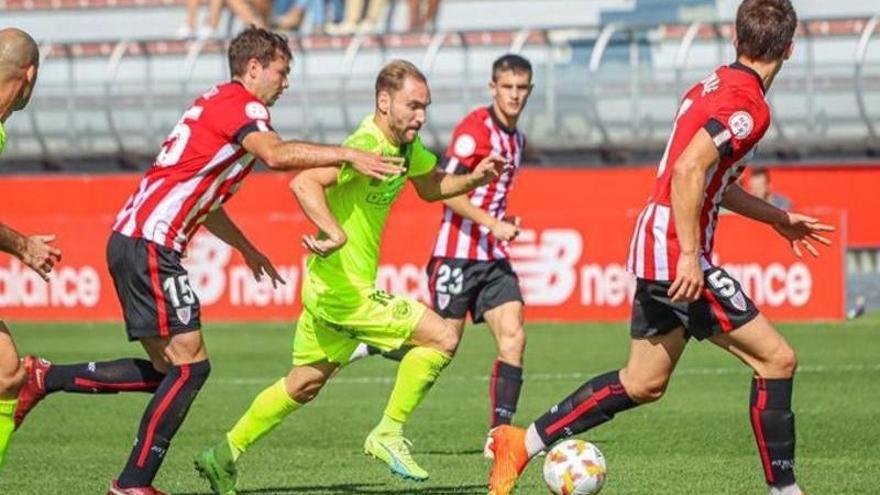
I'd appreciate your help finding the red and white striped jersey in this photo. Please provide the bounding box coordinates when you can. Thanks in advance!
[627,63,771,281]
[431,106,525,261]
[113,82,272,252]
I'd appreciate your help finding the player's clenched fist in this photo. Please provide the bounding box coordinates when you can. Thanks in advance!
[471,155,509,186]
[17,234,62,281]
[668,253,703,303]
[302,230,348,258]
[491,216,521,242]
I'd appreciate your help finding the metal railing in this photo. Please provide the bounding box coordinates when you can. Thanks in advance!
[4,16,880,166]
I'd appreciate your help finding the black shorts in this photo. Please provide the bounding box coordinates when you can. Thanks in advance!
[630,266,759,341]
[426,257,524,324]
[107,232,201,341]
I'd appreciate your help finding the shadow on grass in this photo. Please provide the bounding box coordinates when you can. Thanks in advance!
[178,482,486,494]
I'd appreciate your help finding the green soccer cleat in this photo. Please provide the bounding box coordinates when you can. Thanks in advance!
[194,440,238,495]
[363,429,429,482]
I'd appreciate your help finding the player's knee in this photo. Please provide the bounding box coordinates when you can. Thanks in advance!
[441,321,462,355]
[0,361,26,396]
[289,376,328,404]
[769,343,798,378]
[622,374,668,404]
[428,320,460,356]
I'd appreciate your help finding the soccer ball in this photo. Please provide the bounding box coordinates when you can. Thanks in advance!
[542,439,607,495]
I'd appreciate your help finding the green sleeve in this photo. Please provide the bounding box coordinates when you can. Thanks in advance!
[407,136,437,178]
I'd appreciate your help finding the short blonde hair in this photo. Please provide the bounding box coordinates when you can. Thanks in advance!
[375,59,427,99]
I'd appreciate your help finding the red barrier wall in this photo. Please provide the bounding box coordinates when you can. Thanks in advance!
[0,164,866,322]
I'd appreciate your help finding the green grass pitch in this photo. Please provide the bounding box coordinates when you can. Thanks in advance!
[2,314,878,494]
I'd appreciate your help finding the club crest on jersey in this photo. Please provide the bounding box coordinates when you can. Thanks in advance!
[730,291,747,312]
[437,293,451,310]
[454,134,477,158]
[392,300,412,320]
[176,306,192,325]
[728,111,754,139]
[246,102,269,120]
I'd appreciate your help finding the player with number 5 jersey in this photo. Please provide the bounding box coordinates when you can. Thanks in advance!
[13,27,403,495]
[487,2,835,494]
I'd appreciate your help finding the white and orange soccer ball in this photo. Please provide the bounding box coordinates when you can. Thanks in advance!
[542,439,607,495]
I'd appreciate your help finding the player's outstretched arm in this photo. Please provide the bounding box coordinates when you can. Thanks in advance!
[0,222,61,282]
[668,128,719,303]
[290,167,347,257]
[721,181,835,258]
[443,195,520,242]
[721,183,789,224]
[242,131,402,179]
[203,208,284,287]
[409,155,508,202]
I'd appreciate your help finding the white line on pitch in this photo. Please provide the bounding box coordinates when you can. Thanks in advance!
[212,363,880,386]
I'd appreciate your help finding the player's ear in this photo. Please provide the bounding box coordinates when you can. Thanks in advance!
[247,57,261,79]
[25,64,37,86]
[489,80,498,97]
[377,90,391,114]
[784,42,794,61]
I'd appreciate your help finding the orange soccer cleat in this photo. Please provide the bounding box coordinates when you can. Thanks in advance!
[487,425,530,495]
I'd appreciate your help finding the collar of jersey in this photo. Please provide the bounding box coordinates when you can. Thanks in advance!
[487,105,518,135]
[728,62,766,94]
[361,114,403,155]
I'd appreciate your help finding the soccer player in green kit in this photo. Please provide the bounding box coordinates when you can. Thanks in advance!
[195,59,507,494]
[0,27,62,471]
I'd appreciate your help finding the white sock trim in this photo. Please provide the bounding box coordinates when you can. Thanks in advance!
[525,423,546,458]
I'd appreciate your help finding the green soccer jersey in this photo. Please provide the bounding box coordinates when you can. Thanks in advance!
[0,122,6,159]
[302,115,437,315]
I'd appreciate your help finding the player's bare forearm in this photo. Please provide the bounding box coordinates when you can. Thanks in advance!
[443,194,497,228]
[412,170,481,202]
[0,221,27,259]
[290,168,345,240]
[243,132,355,171]
[203,208,256,254]
[271,141,357,171]
[721,183,788,225]
[670,130,719,255]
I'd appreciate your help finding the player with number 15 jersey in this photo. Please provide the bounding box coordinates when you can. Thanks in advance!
[13,27,401,494]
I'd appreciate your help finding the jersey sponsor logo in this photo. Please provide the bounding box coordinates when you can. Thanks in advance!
[245,102,269,120]
[728,111,754,139]
[453,134,477,158]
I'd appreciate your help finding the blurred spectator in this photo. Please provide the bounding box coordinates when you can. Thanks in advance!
[747,167,792,210]
[274,0,344,33]
[177,0,224,40]
[408,0,440,32]
[325,0,389,35]
[178,0,270,39]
